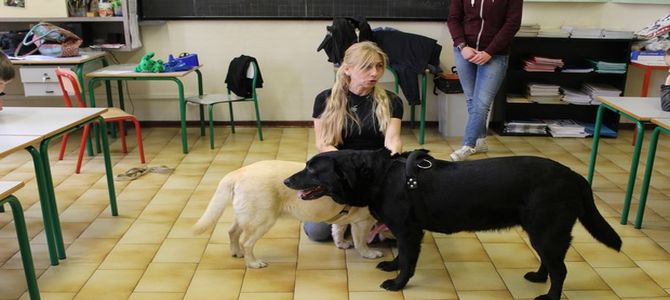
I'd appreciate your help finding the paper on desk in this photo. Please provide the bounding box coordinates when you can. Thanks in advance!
[99,70,136,74]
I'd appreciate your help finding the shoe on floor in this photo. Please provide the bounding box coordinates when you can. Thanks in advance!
[450,146,476,161]
[475,138,489,153]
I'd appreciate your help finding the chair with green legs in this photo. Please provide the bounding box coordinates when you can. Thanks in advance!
[186,56,264,149]
[0,181,40,299]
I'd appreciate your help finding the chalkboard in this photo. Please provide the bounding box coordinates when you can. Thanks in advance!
[139,0,449,21]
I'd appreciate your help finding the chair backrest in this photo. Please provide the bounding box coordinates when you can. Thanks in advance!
[55,68,86,108]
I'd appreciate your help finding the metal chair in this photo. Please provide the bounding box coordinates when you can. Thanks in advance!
[0,181,40,299]
[54,68,145,173]
[186,59,263,149]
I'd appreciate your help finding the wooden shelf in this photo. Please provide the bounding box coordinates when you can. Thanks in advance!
[2,17,124,23]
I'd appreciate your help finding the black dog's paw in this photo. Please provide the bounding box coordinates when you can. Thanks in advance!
[377,260,398,272]
[380,279,403,291]
[524,271,548,283]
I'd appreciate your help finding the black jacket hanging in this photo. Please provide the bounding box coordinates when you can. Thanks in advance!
[317,17,373,65]
[225,55,263,98]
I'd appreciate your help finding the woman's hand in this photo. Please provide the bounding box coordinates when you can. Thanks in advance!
[461,47,477,60]
[468,51,492,65]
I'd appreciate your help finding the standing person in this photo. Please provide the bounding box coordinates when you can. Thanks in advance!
[0,52,16,111]
[447,0,522,161]
[304,41,403,242]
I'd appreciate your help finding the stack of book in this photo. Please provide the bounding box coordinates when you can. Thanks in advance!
[631,50,665,63]
[506,94,531,103]
[522,56,564,72]
[588,59,627,74]
[526,82,563,104]
[560,87,592,105]
[581,83,622,104]
[503,120,548,135]
[516,24,541,37]
[537,27,570,38]
[601,30,634,39]
[543,119,589,138]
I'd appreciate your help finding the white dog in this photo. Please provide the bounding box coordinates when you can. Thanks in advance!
[192,160,383,268]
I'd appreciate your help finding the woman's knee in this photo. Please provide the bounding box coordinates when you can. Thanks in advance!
[303,222,332,241]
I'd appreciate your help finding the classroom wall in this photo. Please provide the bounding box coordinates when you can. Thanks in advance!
[4,2,669,123]
[0,0,66,17]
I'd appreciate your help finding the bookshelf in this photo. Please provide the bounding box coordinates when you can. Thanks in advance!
[490,36,632,137]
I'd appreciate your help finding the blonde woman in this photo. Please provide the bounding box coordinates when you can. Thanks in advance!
[305,41,403,241]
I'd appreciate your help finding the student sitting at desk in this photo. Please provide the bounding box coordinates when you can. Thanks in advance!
[662,48,670,112]
[0,52,16,111]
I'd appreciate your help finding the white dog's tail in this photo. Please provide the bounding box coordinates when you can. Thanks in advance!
[192,175,235,234]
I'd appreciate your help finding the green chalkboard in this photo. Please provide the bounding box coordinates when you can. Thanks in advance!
[139,0,449,21]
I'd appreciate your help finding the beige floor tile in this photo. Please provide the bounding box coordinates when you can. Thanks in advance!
[572,242,636,267]
[456,290,514,300]
[563,261,610,290]
[63,238,118,263]
[434,237,489,262]
[563,290,620,299]
[595,267,667,298]
[637,260,670,288]
[238,292,293,300]
[297,243,346,270]
[127,292,184,300]
[197,243,246,270]
[0,269,32,299]
[79,217,134,239]
[445,262,506,291]
[475,229,523,243]
[74,269,143,300]
[99,243,160,270]
[349,291,403,300]
[347,262,396,292]
[401,268,457,299]
[622,236,670,260]
[497,268,554,299]
[183,269,244,300]
[17,292,76,300]
[119,221,172,244]
[482,242,539,268]
[153,238,208,263]
[37,262,99,293]
[134,262,197,293]
[241,263,296,293]
[249,238,298,265]
[294,269,348,300]
[415,243,445,269]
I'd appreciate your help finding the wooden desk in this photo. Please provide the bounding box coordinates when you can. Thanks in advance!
[587,97,670,226]
[629,60,667,97]
[0,107,115,266]
[86,64,204,153]
[10,52,110,101]
[634,117,670,228]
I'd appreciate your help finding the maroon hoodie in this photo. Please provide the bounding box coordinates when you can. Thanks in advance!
[447,0,523,55]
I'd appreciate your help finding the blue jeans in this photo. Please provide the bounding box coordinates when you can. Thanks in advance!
[453,47,509,147]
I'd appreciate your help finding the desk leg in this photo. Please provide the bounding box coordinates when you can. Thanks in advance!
[174,78,189,154]
[621,118,645,225]
[39,139,66,259]
[635,126,662,229]
[97,118,118,216]
[26,147,59,266]
[587,105,606,185]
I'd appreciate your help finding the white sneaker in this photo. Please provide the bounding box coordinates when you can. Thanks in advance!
[450,146,476,161]
[475,138,489,153]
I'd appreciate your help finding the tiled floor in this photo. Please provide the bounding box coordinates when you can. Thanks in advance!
[1,126,670,300]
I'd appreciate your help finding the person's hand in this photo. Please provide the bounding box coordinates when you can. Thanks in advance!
[468,51,492,65]
[460,47,477,60]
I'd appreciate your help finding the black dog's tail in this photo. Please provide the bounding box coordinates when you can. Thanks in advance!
[578,178,622,251]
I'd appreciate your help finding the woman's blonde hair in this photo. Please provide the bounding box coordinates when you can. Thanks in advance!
[319,41,392,147]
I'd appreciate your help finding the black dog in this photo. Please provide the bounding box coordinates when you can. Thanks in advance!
[284,149,622,300]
